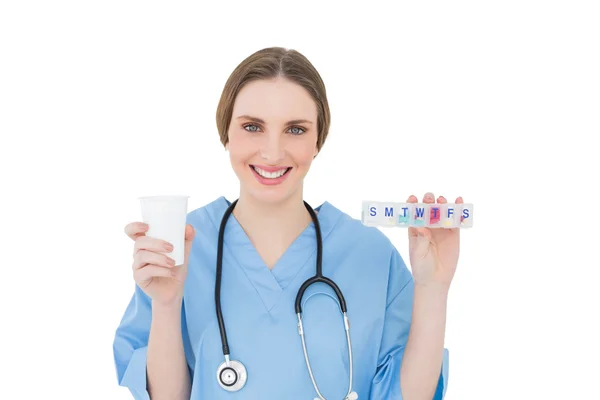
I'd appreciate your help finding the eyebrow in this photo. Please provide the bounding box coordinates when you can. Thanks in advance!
[235,115,313,125]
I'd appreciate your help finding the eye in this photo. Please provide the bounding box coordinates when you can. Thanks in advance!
[243,123,261,133]
[288,126,306,135]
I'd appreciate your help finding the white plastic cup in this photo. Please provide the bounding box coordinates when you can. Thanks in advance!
[139,195,189,266]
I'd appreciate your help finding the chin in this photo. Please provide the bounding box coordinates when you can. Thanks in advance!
[244,167,303,204]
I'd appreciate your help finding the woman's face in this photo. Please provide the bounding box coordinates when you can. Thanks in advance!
[226,77,319,205]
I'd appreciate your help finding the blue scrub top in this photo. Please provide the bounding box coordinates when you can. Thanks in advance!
[113,197,449,399]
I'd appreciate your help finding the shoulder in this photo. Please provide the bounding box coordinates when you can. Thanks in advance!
[323,201,395,247]
[322,200,399,262]
[324,200,413,297]
[186,196,229,236]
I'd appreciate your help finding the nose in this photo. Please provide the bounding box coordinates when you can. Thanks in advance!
[260,135,285,164]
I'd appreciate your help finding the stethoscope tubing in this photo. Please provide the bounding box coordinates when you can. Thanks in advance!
[215,199,355,399]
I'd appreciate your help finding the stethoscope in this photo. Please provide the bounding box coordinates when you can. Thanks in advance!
[215,199,358,400]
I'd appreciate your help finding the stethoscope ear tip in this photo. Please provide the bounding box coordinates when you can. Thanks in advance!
[347,392,358,400]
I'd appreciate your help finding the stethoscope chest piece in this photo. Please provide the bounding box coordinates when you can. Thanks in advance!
[216,358,247,392]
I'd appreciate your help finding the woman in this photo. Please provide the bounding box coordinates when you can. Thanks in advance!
[113,47,461,399]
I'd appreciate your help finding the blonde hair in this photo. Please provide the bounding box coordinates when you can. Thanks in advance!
[216,47,331,152]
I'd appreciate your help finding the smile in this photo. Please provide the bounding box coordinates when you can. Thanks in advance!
[251,165,291,179]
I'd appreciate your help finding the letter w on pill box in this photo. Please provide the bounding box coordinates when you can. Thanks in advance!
[361,201,474,229]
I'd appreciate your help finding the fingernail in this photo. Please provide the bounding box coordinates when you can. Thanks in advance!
[164,243,173,251]
[167,257,175,266]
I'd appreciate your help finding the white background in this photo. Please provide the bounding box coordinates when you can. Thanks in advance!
[1,1,599,399]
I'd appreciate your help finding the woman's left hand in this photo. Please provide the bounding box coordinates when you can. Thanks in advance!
[407,192,463,290]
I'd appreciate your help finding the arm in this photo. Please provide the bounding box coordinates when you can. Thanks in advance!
[113,285,194,400]
[369,248,448,400]
[400,284,449,400]
[147,298,191,400]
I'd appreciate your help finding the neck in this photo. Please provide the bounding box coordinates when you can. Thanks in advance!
[232,190,313,240]
[231,188,318,270]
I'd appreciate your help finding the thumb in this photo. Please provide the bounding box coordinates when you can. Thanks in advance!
[408,227,431,240]
[183,224,195,260]
[409,228,431,258]
[184,224,195,241]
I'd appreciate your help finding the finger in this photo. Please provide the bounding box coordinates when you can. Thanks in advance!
[133,249,176,270]
[134,236,174,256]
[124,222,149,240]
[423,192,435,204]
[134,265,174,283]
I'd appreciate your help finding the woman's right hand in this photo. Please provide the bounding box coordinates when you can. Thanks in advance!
[124,222,196,306]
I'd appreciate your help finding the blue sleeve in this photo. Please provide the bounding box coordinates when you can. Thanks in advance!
[112,284,193,399]
[370,248,449,400]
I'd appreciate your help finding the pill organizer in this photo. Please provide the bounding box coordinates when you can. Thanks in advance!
[361,201,474,229]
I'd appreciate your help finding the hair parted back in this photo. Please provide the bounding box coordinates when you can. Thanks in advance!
[216,47,331,152]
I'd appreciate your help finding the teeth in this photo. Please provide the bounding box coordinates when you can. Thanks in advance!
[253,166,288,179]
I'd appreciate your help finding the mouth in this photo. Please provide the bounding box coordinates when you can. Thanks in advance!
[250,165,292,185]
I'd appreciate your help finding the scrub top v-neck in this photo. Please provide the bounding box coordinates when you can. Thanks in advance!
[217,198,325,313]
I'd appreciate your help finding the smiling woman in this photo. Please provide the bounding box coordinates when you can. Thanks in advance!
[113,47,451,400]
[225,77,319,204]
[216,49,328,207]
